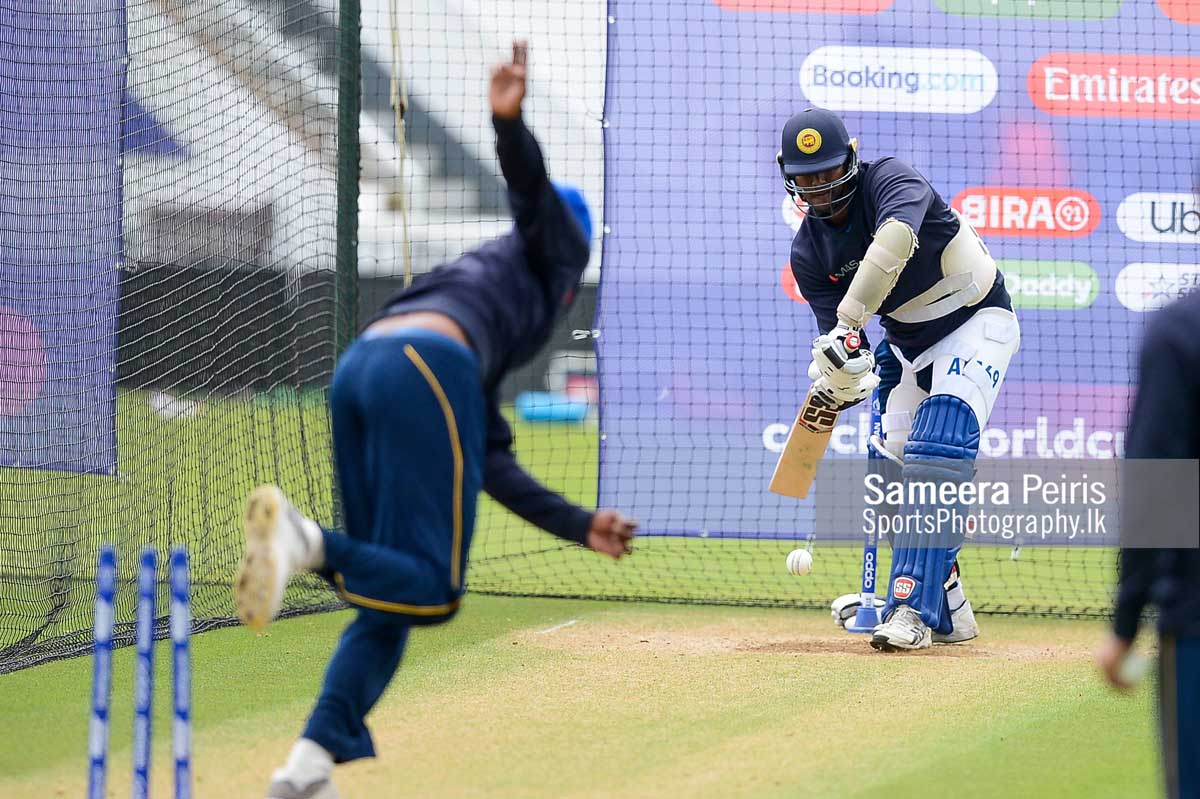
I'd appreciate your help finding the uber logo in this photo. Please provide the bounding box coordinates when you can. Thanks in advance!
[1117,192,1200,243]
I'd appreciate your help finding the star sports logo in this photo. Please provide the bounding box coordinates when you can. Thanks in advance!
[1115,263,1200,312]
[893,576,916,600]
[1028,53,1200,119]
[952,187,1100,238]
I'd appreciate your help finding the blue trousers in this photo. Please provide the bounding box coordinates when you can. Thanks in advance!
[303,329,485,762]
[1161,634,1199,799]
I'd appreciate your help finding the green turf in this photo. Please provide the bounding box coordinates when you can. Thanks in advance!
[1,389,1116,672]
[0,388,339,669]
[1,595,1159,799]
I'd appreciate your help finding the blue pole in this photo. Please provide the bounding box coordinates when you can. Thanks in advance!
[170,548,192,799]
[133,547,157,799]
[88,545,117,799]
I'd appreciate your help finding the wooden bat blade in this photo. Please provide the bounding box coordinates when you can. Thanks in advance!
[768,391,839,499]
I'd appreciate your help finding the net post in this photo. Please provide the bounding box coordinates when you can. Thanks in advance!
[335,0,362,358]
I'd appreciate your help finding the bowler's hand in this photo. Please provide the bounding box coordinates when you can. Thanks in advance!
[587,509,637,559]
[489,40,528,120]
[1096,633,1134,690]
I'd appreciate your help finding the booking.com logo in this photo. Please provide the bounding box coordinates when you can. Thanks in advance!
[800,46,998,113]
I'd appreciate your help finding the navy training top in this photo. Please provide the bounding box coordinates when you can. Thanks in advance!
[1113,289,1200,640]
[373,114,593,545]
[789,157,1011,359]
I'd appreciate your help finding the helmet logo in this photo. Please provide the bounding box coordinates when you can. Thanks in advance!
[797,128,822,154]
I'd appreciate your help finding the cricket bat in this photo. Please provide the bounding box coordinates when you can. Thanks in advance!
[768,387,841,499]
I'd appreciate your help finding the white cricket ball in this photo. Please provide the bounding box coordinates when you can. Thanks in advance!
[786,548,813,576]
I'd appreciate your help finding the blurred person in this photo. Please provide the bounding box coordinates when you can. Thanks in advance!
[233,41,637,799]
[1097,283,1200,799]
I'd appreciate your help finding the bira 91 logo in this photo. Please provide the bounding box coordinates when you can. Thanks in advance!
[953,187,1101,238]
[892,576,916,600]
[1028,53,1200,119]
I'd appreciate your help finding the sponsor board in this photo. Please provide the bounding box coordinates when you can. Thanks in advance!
[953,187,1100,238]
[715,0,893,11]
[997,260,1098,309]
[1158,0,1200,24]
[763,413,1126,458]
[1116,192,1200,243]
[935,0,1122,19]
[781,195,806,232]
[1115,262,1200,312]
[800,46,997,113]
[781,264,807,304]
[1028,53,1200,119]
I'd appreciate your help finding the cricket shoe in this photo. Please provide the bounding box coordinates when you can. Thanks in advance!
[870,605,932,651]
[266,775,341,799]
[933,598,979,644]
[235,485,322,631]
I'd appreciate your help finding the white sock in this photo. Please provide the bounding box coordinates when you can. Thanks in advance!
[945,579,966,613]
[297,518,325,570]
[276,737,333,785]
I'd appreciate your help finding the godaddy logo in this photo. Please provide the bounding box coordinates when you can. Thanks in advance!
[936,0,1121,19]
[999,260,1098,310]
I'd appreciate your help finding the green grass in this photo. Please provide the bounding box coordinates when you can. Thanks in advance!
[1,595,1159,799]
[0,388,338,667]
[1,389,1117,672]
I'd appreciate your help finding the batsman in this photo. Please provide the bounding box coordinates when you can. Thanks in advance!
[777,108,1020,651]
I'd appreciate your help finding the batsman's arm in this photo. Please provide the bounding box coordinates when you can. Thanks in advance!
[834,162,932,330]
[835,217,916,330]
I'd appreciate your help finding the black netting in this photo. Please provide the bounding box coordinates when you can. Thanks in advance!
[0,0,358,673]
